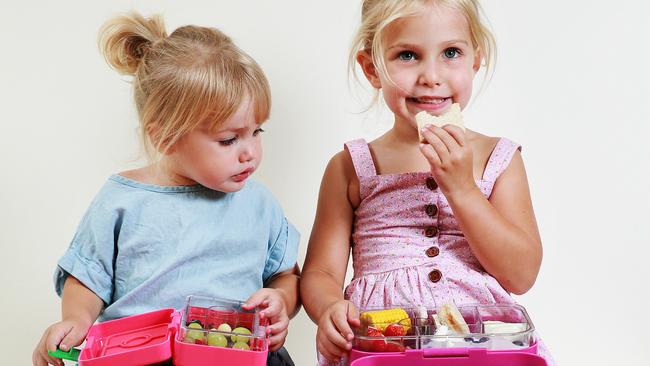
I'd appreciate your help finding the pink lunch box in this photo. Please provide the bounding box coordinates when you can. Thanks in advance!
[51,295,269,366]
[348,303,548,366]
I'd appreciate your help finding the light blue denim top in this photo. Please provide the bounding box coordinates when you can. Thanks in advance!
[54,175,299,321]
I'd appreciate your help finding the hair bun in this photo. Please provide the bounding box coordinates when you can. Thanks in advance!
[98,12,167,75]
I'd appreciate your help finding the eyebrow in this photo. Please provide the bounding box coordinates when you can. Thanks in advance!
[442,39,470,47]
[208,123,261,135]
[387,43,419,51]
[387,39,470,51]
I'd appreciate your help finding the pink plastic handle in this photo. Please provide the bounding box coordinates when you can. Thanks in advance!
[422,348,470,358]
[120,335,152,348]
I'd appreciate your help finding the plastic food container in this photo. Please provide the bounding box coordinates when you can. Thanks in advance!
[349,303,547,366]
[174,295,268,366]
[349,348,548,366]
[48,295,268,366]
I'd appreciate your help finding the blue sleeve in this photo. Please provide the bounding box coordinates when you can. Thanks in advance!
[53,198,118,305]
[262,207,300,284]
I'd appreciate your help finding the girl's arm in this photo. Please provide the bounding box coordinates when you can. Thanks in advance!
[301,152,363,361]
[245,265,301,352]
[301,151,355,323]
[420,126,542,295]
[447,150,542,294]
[61,275,104,329]
[33,276,103,366]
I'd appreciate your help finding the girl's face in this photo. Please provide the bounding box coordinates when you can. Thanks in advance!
[166,97,264,192]
[362,4,480,128]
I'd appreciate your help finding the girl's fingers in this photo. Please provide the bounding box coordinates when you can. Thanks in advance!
[59,326,86,352]
[442,125,466,146]
[260,300,281,320]
[326,316,352,350]
[267,329,288,352]
[31,352,43,366]
[266,317,288,335]
[421,127,448,161]
[346,304,360,329]
[425,128,451,163]
[419,143,442,167]
[434,126,462,155]
[33,346,49,366]
[331,310,354,346]
[50,355,64,366]
[316,338,333,361]
[45,325,72,352]
[242,291,268,310]
[422,125,450,150]
[35,341,63,366]
[317,339,340,362]
[319,338,346,362]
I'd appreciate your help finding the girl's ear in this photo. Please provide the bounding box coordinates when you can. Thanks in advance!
[473,49,482,73]
[357,50,382,89]
[163,140,177,155]
[147,122,176,155]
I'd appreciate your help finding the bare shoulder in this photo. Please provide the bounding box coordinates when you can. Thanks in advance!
[325,149,360,208]
[488,134,530,206]
[326,150,354,181]
[467,130,500,161]
[466,130,501,180]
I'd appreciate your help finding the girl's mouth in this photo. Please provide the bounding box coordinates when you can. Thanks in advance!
[232,168,254,182]
[407,97,452,112]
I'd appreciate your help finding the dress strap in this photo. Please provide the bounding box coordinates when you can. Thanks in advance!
[344,139,377,179]
[482,138,522,182]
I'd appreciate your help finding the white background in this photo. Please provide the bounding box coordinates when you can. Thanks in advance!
[1,1,649,365]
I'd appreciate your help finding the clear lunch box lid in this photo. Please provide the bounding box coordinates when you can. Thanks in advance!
[177,295,269,352]
[353,303,535,353]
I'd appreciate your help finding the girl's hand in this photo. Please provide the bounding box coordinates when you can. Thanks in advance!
[33,318,90,366]
[316,299,360,362]
[243,288,290,352]
[419,124,476,199]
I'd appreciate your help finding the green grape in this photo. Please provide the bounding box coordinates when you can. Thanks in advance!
[230,327,252,343]
[188,322,203,330]
[232,341,250,350]
[207,331,228,347]
[217,323,232,333]
[188,320,203,329]
[184,322,205,343]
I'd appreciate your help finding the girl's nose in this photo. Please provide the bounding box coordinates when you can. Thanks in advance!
[239,143,254,163]
[418,60,442,88]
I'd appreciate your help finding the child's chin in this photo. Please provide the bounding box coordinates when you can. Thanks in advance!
[222,181,248,193]
[202,180,246,193]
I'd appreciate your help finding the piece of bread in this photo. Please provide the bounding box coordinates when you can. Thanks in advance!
[437,302,470,334]
[415,103,464,142]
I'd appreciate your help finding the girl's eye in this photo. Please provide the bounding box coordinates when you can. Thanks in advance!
[443,47,461,59]
[219,137,237,146]
[398,51,416,61]
[253,128,265,136]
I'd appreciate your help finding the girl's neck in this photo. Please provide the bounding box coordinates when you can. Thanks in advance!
[385,116,421,146]
[119,163,196,187]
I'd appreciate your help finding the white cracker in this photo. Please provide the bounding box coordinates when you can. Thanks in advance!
[416,103,464,141]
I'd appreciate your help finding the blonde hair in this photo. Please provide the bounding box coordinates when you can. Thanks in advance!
[349,0,496,101]
[98,12,271,162]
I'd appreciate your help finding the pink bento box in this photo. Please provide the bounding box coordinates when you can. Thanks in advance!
[348,303,548,366]
[75,295,268,365]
